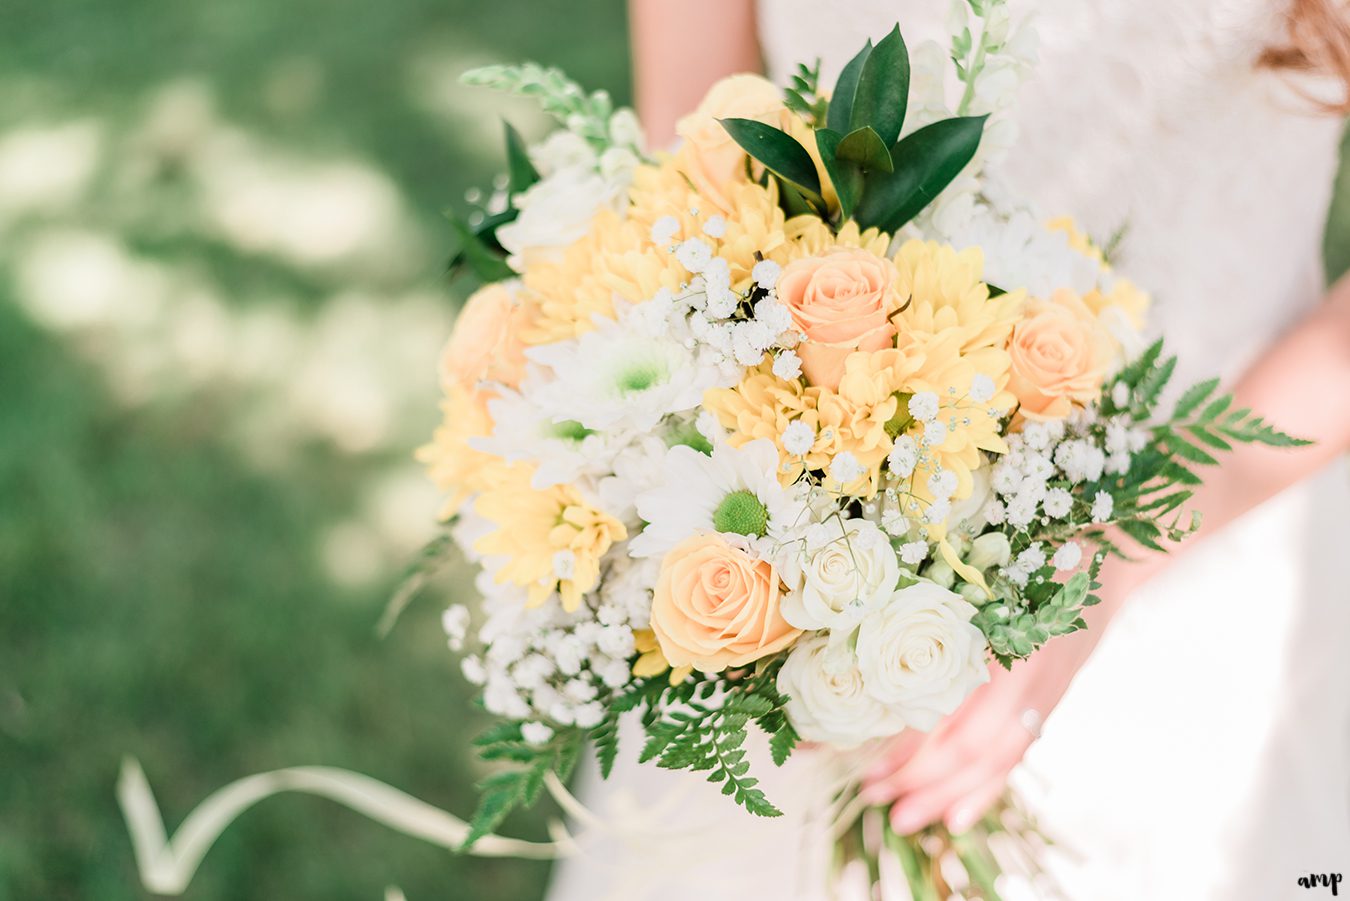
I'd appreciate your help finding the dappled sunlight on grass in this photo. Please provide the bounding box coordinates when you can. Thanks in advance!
[0,5,642,898]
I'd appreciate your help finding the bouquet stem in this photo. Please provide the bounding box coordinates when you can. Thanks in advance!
[834,797,1060,901]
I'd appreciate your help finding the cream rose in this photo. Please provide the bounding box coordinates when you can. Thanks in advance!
[439,283,530,391]
[855,581,990,731]
[779,518,899,631]
[777,634,904,747]
[1008,290,1115,420]
[650,533,801,673]
[673,74,816,215]
[775,249,901,389]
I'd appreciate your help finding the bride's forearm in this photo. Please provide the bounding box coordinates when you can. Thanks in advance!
[1096,273,1350,608]
[1183,273,1350,533]
[628,0,760,148]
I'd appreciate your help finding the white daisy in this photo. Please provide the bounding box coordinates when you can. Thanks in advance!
[629,439,807,559]
[472,390,621,489]
[595,434,670,527]
[526,308,733,432]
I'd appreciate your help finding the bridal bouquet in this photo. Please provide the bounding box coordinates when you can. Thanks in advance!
[420,0,1304,892]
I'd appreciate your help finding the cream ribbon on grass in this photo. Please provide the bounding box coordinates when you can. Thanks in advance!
[118,746,872,897]
[116,757,582,895]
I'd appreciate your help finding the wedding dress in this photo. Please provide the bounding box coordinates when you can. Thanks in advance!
[549,2,1350,898]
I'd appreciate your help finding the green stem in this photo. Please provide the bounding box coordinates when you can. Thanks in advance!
[957,29,991,116]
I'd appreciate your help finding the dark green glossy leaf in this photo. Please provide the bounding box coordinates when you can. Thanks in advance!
[855,114,986,232]
[850,24,909,146]
[503,121,539,194]
[826,39,872,134]
[719,117,822,201]
[447,215,514,282]
[814,128,862,219]
[446,206,515,272]
[776,179,822,218]
[835,125,893,172]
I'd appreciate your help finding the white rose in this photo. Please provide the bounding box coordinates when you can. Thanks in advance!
[496,166,625,271]
[779,518,900,631]
[856,581,990,731]
[777,634,905,748]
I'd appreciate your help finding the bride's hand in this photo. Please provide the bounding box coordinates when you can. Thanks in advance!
[861,556,1151,835]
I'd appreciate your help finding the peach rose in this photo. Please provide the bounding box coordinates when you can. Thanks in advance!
[776,248,901,389]
[439,283,529,391]
[673,74,803,215]
[651,534,801,674]
[1007,290,1115,420]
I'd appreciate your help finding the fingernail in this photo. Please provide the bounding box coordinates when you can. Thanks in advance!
[890,805,927,835]
[947,805,976,834]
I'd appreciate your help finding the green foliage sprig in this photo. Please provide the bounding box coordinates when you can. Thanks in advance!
[596,663,797,818]
[461,63,616,148]
[1096,340,1309,555]
[962,338,1309,667]
[783,60,828,126]
[445,120,540,283]
[720,25,987,228]
[462,722,584,850]
[450,62,641,284]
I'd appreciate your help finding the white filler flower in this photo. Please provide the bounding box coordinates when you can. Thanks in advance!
[777,634,904,747]
[855,581,990,731]
[629,439,804,559]
[778,518,900,631]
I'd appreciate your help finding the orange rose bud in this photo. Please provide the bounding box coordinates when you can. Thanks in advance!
[776,248,901,389]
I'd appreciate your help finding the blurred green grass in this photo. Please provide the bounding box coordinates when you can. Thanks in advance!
[0,4,1346,901]
[0,1,629,899]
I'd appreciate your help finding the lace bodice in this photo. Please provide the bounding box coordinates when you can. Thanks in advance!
[759,0,1343,387]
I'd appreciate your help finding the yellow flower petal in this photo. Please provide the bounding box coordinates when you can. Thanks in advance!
[939,537,994,600]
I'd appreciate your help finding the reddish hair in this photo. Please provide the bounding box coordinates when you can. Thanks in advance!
[1260,0,1350,113]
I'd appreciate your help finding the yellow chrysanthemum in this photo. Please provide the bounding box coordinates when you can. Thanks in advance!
[891,239,1025,354]
[1084,277,1150,330]
[472,465,627,611]
[707,335,1013,524]
[1046,217,1150,329]
[520,157,788,345]
[415,384,503,519]
[704,354,903,494]
[880,332,1014,519]
[1047,216,1106,264]
[777,217,893,262]
[703,362,820,481]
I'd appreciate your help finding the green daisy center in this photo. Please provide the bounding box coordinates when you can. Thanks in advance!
[883,391,916,438]
[712,489,769,538]
[616,362,666,394]
[550,419,594,443]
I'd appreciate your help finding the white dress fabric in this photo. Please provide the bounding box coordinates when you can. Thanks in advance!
[550,2,1350,898]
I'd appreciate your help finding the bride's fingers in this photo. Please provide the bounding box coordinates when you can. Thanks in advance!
[863,729,925,783]
[868,703,1009,797]
[866,733,978,802]
[878,712,1031,806]
[942,776,1009,834]
[887,754,1006,834]
[888,729,1031,834]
